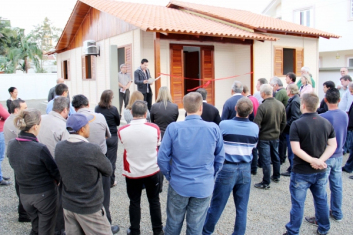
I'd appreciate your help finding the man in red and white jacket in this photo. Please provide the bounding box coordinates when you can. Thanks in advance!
[118,100,163,235]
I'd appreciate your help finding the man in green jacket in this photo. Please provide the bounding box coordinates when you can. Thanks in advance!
[296,66,315,88]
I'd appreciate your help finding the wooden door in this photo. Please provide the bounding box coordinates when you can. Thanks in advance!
[170,44,184,108]
[201,46,215,105]
[184,51,200,95]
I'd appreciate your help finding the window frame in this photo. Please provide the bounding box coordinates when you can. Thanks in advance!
[61,59,71,81]
[349,0,353,21]
[274,46,304,77]
[293,7,314,27]
[81,55,96,80]
[347,57,353,67]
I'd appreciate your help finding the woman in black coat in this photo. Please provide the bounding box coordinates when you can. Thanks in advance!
[281,84,301,176]
[95,90,120,187]
[6,87,20,113]
[150,86,179,139]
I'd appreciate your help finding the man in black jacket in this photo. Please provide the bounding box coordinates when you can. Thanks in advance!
[193,88,221,125]
[48,78,70,102]
[134,59,153,110]
[317,81,335,114]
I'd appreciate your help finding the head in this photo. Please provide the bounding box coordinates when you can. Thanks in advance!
[120,64,128,73]
[183,92,203,115]
[300,93,319,114]
[322,81,335,94]
[53,97,70,119]
[256,78,268,91]
[286,84,299,97]
[140,58,148,70]
[301,66,310,76]
[325,88,340,105]
[13,109,41,136]
[55,83,69,97]
[156,86,173,108]
[66,113,92,138]
[8,87,18,99]
[56,78,64,84]
[301,74,312,86]
[235,97,253,118]
[126,91,144,110]
[9,100,27,114]
[260,84,273,99]
[349,83,353,95]
[72,95,89,111]
[270,77,283,92]
[286,72,296,84]
[131,100,148,119]
[98,90,114,109]
[196,88,207,101]
[232,81,243,94]
[340,75,352,88]
[242,85,250,96]
[340,67,348,77]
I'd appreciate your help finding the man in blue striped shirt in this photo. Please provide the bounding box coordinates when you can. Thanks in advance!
[203,97,259,235]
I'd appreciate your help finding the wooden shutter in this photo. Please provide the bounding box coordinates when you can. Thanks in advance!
[201,46,215,105]
[170,44,184,108]
[295,48,304,76]
[61,61,65,79]
[274,47,283,76]
[125,44,132,79]
[67,59,71,80]
[91,55,96,80]
[81,56,86,79]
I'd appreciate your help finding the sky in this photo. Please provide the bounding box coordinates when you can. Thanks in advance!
[0,0,271,34]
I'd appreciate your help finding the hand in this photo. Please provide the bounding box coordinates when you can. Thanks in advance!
[310,158,327,170]
[143,80,148,84]
[337,85,342,90]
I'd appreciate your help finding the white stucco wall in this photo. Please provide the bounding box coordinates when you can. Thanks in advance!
[253,34,319,92]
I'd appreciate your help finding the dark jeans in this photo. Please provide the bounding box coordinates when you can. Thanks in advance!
[279,132,287,163]
[21,188,58,235]
[102,175,112,224]
[55,184,65,235]
[258,139,280,185]
[119,89,130,114]
[203,162,251,235]
[251,148,258,173]
[106,136,118,186]
[343,130,353,172]
[15,176,29,220]
[143,92,153,110]
[285,172,330,235]
[126,173,162,235]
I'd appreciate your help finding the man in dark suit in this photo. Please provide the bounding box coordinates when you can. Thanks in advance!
[195,88,221,125]
[134,59,153,110]
[48,78,70,102]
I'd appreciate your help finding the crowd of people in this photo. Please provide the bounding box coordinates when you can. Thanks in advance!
[0,62,352,235]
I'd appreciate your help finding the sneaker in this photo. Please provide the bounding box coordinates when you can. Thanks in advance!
[330,210,342,222]
[254,181,270,190]
[2,176,10,180]
[349,176,353,180]
[317,229,328,235]
[305,216,318,226]
[271,176,280,183]
[0,180,11,186]
[111,225,120,234]
[281,171,291,177]
[251,171,257,175]
[342,167,352,173]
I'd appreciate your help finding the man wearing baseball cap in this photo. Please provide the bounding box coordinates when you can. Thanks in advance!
[55,113,114,235]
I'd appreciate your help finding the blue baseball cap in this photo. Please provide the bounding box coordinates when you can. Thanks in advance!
[66,113,93,133]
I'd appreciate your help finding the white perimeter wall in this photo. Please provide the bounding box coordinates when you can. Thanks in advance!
[0,73,57,101]
[253,34,318,93]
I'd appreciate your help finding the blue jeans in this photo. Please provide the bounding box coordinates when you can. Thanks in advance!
[0,132,5,182]
[343,130,353,172]
[165,185,211,235]
[203,162,251,235]
[286,134,294,172]
[285,172,330,235]
[258,139,280,184]
[325,157,343,220]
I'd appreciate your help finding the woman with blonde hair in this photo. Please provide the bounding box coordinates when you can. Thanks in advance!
[299,74,313,95]
[124,91,150,124]
[7,109,60,235]
[150,86,179,138]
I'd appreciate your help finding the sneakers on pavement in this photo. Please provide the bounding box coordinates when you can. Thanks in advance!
[254,181,270,190]
[281,171,291,177]
[271,176,280,183]
[305,216,318,226]
[330,210,342,222]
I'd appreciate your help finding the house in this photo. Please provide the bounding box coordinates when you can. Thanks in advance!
[48,0,338,112]
[263,0,351,98]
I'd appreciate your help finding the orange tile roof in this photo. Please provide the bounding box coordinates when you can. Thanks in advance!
[168,0,340,39]
[79,0,277,41]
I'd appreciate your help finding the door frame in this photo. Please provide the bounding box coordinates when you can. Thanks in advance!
[169,43,215,107]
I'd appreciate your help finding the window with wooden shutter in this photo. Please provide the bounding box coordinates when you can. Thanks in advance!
[82,56,86,79]
[295,48,304,76]
[67,59,71,80]
[82,55,96,80]
[125,44,132,80]
[62,60,71,80]
[170,44,184,108]
[201,46,215,105]
[274,47,283,76]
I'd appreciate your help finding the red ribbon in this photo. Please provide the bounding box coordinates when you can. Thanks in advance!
[158,72,253,91]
